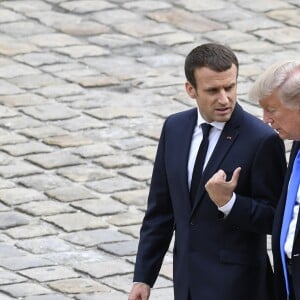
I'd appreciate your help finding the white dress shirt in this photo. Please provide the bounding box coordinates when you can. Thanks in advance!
[188,110,236,216]
[284,186,300,259]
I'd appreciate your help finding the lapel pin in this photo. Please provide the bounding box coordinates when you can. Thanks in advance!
[226,136,232,140]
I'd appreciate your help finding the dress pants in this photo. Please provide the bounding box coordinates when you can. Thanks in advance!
[287,258,295,300]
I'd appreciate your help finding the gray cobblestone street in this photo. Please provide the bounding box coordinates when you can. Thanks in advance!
[0,0,299,299]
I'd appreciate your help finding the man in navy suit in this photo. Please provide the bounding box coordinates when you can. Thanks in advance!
[250,60,300,300]
[129,43,287,300]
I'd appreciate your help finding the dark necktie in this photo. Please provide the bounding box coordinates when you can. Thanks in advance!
[190,123,212,206]
[280,150,300,295]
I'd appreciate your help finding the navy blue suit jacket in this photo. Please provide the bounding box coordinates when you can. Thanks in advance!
[272,141,300,300]
[134,104,286,300]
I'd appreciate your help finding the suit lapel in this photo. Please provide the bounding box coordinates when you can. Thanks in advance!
[176,108,198,202]
[191,104,242,215]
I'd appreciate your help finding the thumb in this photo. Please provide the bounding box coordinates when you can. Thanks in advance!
[229,167,241,185]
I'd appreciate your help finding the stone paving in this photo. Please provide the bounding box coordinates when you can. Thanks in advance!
[0,0,299,299]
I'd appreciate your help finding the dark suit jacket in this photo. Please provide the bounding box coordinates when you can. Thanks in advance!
[273,141,300,300]
[134,104,286,300]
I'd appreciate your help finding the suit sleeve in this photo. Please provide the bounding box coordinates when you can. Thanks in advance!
[225,132,287,234]
[133,120,175,287]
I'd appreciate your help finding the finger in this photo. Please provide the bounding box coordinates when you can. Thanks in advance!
[215,169,227,181]
[229,167,241,185]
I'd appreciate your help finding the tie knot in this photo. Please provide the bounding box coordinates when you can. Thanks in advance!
[201,123,212,138]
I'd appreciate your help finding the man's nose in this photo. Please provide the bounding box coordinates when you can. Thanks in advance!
[218,90,229,104]
[263,111,273,124]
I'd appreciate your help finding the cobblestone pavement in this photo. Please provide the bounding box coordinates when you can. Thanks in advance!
[0,0,299,299]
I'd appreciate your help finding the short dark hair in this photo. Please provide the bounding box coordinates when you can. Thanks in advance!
[185,43,239,88]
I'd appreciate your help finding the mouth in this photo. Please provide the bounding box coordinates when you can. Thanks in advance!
[215,107,231,115]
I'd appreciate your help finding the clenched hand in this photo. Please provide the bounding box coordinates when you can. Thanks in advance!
[205,167,241,207]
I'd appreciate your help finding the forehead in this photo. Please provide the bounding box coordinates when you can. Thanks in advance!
[194,65,237,86]
[259,92,282,107]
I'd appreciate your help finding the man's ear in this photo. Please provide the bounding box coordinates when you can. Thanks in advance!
[185,81,196,99]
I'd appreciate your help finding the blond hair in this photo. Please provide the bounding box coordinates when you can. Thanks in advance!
[249,60,300,109]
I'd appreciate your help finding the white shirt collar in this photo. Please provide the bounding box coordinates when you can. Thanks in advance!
[197,109,225,131]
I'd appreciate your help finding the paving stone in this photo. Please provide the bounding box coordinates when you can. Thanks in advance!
[45,185,98,202]
[0,267,27,284]
[57,20,110,36]
[0,211,30,229]
[231,40,281,54]
[0,293,14,299]
[0,187,46,205]
[0,255,52,271]
[43,212,108,232]
[26,152,84,169]
[0,243,26,258]
[145,31,195,46]
[118,224,141,239]
[86,176,145,194]
[55,45,110,58]
[112,189,148,206]
[41,249,111,266]
[71,74,120,88]
[0,93,48,107]
[229,16,283,31]
[150,287,174,299]
[6,223,58,239]
[0,8,25,22]
[55,116,107,131]
[0,202,10,211]
[1,141,53,156]
[0,79,23,94]
[62,228,131,247]
[254,27,300,44]
[0,115,42,130]
[17,200,76,217]
[43,134,93,148]
[1,0,52,12]
[17,174,70,191]
[91,9,141,25]
[10,73,65,89]
[0,38,39,56]
[21,104,79,121]
[75,259,132,278]
[19,265,80,282]
[16,236,78,254]
[59,0,116,13]
[236,0,292,12]
[107,211,145,227]
[19,125,69,139]
[26,11,81,27]
[75,291,126,300]
[119,165,153,181]
[123,1,172,11]
[0,21,54,37]
[0,62,41,79]
[132,145,157,161]
[25,295,72,300]
[70,197,127,216]
[147,8,225,33]
[0,282,54,297]
[28,33,82,48]
[48,278,110,294]
[115,19,174,38]
[15,52,71,67]
[72,143,115,158]
[83,56,153,80]
[94,154,140,169]
[98,240,139,257]
[85,106,141,120]
[100,273,172,293]
[176,0,227,10]
[88,34,142,48]
[57,165,112,183]
[267,9,299,27]
[36,83,85,98]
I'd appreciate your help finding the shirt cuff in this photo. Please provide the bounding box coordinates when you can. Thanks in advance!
[218,193,236,217]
